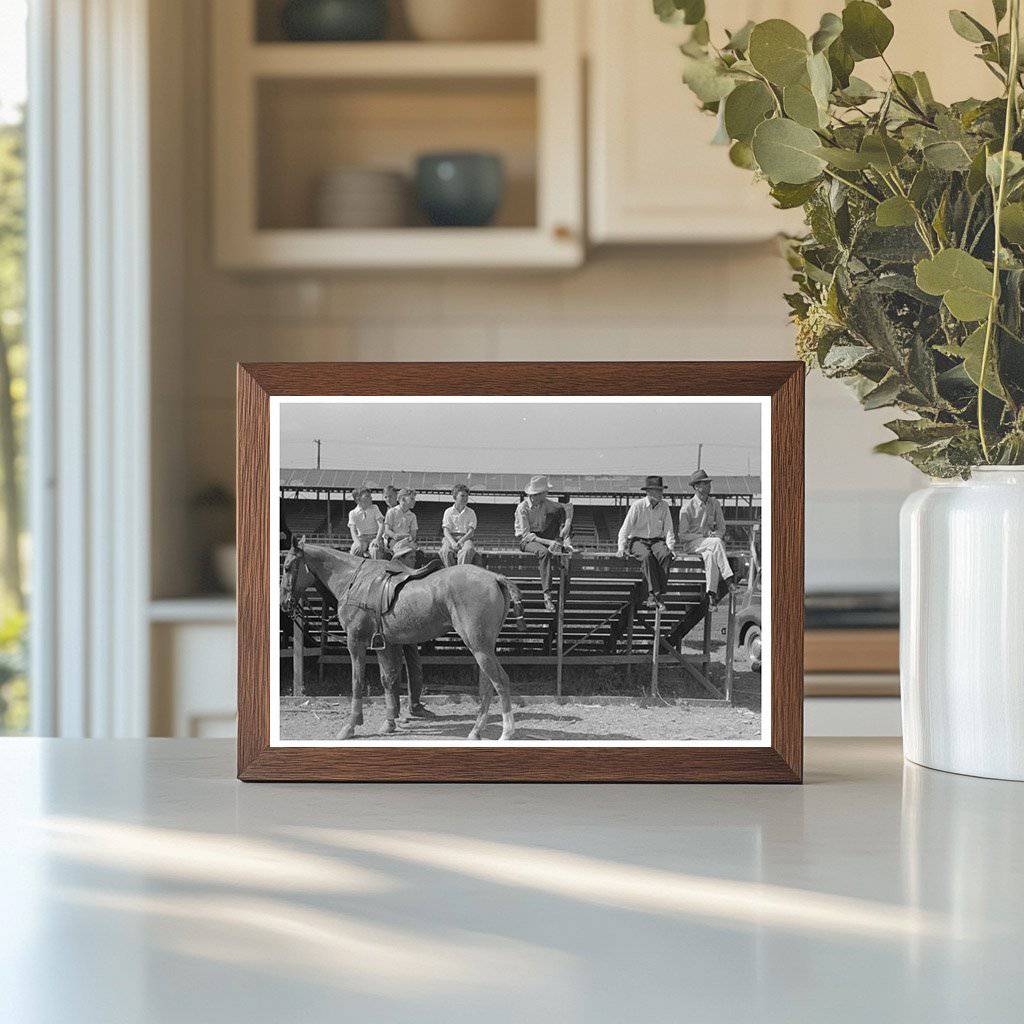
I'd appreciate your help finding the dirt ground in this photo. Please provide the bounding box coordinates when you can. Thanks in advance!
[280,666,762,742]
[280,599,762,742]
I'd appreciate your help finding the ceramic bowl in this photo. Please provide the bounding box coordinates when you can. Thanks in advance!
[415,152,505,227]
[281,0,388,42]
[403,0,534,42]
[314,167,409,228]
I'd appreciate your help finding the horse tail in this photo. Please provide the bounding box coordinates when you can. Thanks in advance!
[495,575,526,632]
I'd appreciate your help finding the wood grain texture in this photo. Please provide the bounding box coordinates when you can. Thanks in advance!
[236,361,805,783]
[804,629,899,675]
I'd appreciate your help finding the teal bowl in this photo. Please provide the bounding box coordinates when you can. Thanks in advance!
[281,0,388,42]
[415,152,505,228]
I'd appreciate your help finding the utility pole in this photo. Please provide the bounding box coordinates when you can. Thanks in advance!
[314,438,322,470]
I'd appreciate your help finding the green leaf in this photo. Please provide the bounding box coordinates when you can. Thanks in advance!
[654,0,705,25]
[967,143,993,193]
[783,83,822,128]
[884,418,963,443]
[915,249,994,321]
[909,165,936,205]
[827,35,855,89]
[814,145,872,170]
[681,55,737,103]
[986,150,1024,190]
[958,324,1006,398]
[860,133,905,172]
[948,10,993,44]
[724,20,755,53]
[689,20,710,46]
[1000,202,1024,242]
[862,374,902,409]
[770,179,820,209]
[748,19,810,87]
[836,75,877,104]
[723,81,775,143]
[752,117,827,184]
[875,196,918,228]
[653,0,676,23]
[807,51,833,110]
[728,140,758,169]
[892,72,919,103]
[923,141,973,171]
[810,12,843,54]
[874,439,921,456]
[932,190,950,247]
[912,71,935,105]
[842,1,894,60]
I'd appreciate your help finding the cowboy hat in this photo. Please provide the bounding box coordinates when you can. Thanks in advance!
[688,469,713,486]
[524,475,550,495]
[640,475,666,492]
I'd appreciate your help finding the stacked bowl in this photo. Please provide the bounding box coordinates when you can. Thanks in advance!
[314,167,409,229]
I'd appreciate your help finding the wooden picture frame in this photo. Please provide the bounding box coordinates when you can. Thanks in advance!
[237,362,804,782]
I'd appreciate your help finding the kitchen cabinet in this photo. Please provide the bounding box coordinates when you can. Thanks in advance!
[587,0,999,244]
[211,0,583,269]
[588,1,812,243]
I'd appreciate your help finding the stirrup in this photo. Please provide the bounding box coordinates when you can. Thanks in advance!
[369,631,386,651]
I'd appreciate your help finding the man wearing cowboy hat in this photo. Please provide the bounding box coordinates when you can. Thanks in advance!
[678,468,736,604]
[616,475,676,610]
[514,475,569,612]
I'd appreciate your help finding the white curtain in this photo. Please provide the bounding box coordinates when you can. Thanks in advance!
[28,0,150,736]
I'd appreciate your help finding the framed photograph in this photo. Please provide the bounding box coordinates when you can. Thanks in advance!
[237,362,804,782]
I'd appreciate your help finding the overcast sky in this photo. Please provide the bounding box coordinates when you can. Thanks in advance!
[279,400,762,476]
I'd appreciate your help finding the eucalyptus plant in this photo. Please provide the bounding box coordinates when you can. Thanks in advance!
[659,0,1024,475]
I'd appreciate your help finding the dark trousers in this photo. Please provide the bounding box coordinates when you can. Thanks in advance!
[520,539,558,595]
[520,505,570,597]
[628,537,672,600]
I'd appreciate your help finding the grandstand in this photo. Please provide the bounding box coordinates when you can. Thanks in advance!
[281,468,760,554]
[279,469,760,700]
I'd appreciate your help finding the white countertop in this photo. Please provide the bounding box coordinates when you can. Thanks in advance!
[1,738,1021,1023]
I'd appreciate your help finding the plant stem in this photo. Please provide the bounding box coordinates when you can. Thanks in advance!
[979,0,1021,462]
[821,167,879,203]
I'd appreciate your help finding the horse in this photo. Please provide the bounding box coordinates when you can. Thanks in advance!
[280,537,525,741]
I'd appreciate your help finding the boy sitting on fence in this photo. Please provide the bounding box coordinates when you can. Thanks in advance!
[440,483,479,567]
[383,488,419,568]
[348,486,384,558]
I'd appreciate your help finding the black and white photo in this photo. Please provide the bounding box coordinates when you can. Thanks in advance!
[271,396,770,746]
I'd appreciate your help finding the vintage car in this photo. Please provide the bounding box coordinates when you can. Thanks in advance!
[734,584,762,673]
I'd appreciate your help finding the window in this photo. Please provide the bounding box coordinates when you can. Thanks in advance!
[0,0,28,734]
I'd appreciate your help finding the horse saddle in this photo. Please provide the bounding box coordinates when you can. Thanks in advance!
[338,558,443,649]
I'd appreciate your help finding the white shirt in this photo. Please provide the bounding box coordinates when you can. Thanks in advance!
[617,497,675,551]
[678,495,726,542]
[384,505,418,557]
[348,504,384,538]
[443,504,477,537]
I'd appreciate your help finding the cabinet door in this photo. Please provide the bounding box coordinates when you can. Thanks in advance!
[588,1,1002,245]
[588,1,814,243]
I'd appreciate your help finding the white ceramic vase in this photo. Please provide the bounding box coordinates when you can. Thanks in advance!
[900,467,1024,780]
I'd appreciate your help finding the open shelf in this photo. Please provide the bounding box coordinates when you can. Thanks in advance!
[254,0,538,45]
[257,76,537,231]
[213,0,581,268]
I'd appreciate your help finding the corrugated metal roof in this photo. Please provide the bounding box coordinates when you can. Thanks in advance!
[280,468,761,496]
